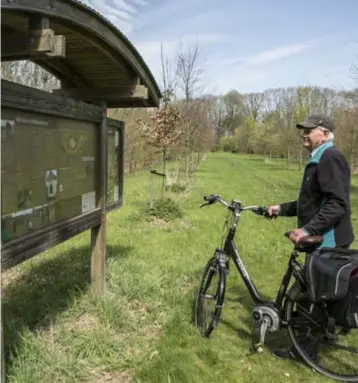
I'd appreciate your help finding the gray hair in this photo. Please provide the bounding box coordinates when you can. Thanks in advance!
[318,126,334,141]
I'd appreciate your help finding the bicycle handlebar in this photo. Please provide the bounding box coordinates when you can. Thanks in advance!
[202,194,230,207]
[201,195,324,248]
[200,194,271,217]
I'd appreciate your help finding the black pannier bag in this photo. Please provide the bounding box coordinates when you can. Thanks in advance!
[304,247,358,328]
[329,273,358,328]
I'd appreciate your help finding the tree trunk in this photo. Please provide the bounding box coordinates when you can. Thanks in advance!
[149,171,154,208]
[286,146,290,168]
[162,149,167,198]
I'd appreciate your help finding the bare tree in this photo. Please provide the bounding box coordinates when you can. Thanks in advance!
[160,43,177,102]
[350,51,358,84]
[176,42,204,102]
[1,60,60,91]
[174,42,206,176]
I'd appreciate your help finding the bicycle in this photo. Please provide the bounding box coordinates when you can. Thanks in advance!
[194,194,358,382]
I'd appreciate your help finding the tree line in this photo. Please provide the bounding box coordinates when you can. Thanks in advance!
[2,46,358,177]
[210,85,358,170]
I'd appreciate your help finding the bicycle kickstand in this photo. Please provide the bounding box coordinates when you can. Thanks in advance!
[248,317,270,354]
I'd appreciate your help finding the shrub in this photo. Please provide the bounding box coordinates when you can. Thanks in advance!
[144,198,184,221]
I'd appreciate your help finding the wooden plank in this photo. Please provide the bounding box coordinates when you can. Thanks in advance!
[53,85,148,102]
[46,35,66,58]
[111,119,124,207]
[91,102,108,294]
[106,118,124,210]
[107,118,124,129]
[1,320,4,383]
[106,99,150,108]
[1,209,102,271]
[1,80,102,122]
[118,122,125,205]
[1,28,65,60]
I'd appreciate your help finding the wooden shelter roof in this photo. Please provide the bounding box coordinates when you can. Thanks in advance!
[1,0,161,108]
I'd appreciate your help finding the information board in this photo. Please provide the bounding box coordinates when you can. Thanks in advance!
[1,107,98,244]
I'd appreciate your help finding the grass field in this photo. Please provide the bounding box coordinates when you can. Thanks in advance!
[3,152,358,383]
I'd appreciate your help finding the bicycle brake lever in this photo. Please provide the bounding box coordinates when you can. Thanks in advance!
[200,203,210,208]
[264,213,275,220]
[253,206,274,219]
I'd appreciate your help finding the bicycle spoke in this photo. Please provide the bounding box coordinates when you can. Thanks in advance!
[195,257,226,337]
[326,341,358,354]
[288,312,322,329]
[286,282,358,381]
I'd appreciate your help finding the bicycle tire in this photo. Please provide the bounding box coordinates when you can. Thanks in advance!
[195,256,226,337]
[284,282,358,382]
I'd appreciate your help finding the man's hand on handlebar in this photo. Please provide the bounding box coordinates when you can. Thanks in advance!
[250,206,271,218]
[267,205,280,219]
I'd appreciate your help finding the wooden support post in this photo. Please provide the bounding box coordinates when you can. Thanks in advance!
[91,101,108,294]
[2,29,55,59]
[149,170,154,209]
[28,15,50,31]
[1,319,4,383]
[1,15,65,61]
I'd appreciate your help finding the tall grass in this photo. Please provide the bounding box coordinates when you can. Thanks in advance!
[3,152,358,382]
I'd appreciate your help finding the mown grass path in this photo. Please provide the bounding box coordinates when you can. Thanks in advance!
[3,152,358,382]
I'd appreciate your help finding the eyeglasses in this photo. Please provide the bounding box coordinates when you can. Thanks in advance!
[300,127,330,137]
[301,128,314,135]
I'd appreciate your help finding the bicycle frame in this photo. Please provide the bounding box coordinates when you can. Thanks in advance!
[220,203,306,310]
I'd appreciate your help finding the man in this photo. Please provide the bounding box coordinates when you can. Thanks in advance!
[269,114,354,248]
[268,114,354,359]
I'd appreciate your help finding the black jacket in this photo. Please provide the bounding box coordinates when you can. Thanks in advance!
[279,141,354,248]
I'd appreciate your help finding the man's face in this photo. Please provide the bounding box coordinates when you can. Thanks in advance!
[301,127,329,151]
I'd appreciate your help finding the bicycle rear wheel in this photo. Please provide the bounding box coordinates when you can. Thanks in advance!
[284,282,358,382]
[195,256,226,337]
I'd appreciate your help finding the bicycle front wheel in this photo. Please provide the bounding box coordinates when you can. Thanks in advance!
[195,256,226,337]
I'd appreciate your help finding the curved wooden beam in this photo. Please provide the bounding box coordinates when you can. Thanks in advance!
[33,58,90,88]
[2,0,161,106]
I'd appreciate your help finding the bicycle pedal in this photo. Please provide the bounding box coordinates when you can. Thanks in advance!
[248,342,264,355]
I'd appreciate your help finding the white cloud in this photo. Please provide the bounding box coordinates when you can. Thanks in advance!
[245,42,317,67]
[87,0,133,18]
[135,33,229,63]
[211,41,317,69]
[131,0,148,5]
[86,0,147,34]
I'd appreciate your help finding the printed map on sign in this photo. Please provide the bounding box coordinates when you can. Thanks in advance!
[1,107,97,244]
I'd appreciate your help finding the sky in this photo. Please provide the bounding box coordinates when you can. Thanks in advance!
[83,0,358,96]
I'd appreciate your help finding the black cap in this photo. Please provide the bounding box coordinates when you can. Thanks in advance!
[296,114,335,132]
